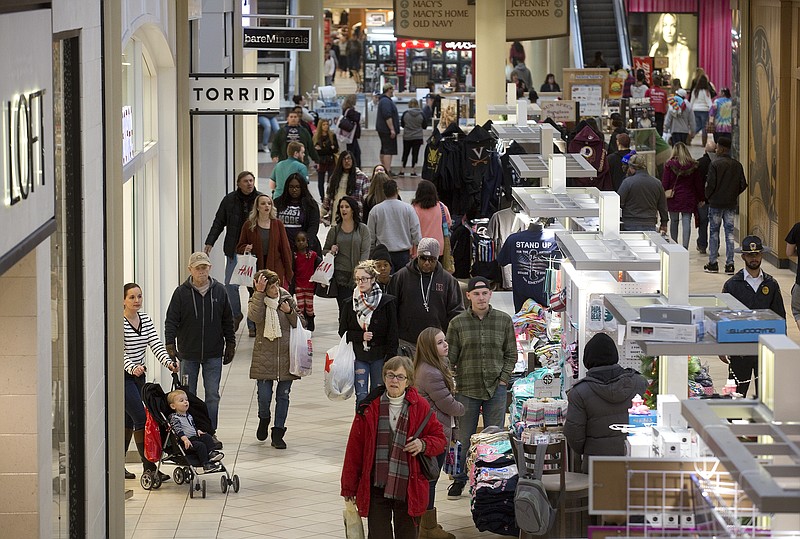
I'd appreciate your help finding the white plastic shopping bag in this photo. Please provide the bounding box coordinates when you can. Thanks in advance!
[229,254,257,286]
[343,499,365,539]
[289,324,313,377]
[310,252,335,286]
[324,334,355,401]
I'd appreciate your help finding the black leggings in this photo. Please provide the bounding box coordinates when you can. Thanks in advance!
[401,139,423,168]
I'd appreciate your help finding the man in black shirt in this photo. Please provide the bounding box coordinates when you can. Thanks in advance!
[607,133,632,192]
[695,140,716,254]
[720,235,786,396]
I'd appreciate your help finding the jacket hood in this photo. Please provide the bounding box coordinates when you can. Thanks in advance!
[405,108,424,118]
[465,123,493,143]
[441,122,465,139]
[666,159,698,175]
[574,365,643,404]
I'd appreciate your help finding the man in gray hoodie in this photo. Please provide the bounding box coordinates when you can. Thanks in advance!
[618,153,669,232]
[564,333,648,473]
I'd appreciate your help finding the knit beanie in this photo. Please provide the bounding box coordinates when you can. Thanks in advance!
[583,333,619,370]
[417,237,441,258]
[369,243,392,263]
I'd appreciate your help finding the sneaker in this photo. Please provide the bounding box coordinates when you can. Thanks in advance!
[696,246,707,254]
[703,262,719,273]
[211,435,223,450]
[447,481,465,500]
[209,451,224,462]
[410,172,418,177]
[202,462,222,473]
[398,170,406,176]
[125,469,135,480]
[724,264,735,275]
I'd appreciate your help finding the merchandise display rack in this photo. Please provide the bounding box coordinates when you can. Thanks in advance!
[487,103,542,117]
[509,154,598,181]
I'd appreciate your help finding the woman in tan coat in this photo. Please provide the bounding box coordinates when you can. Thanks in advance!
[248,269,303,449]
[237,194,294,287]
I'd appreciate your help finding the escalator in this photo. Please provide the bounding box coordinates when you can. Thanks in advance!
[571,0,632,69]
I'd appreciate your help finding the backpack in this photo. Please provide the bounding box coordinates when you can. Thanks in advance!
[514,441,557,535]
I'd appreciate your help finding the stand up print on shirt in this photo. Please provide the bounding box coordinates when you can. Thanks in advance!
[497,228,561,311]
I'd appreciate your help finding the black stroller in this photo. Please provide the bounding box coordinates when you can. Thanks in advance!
[140,374,240,498]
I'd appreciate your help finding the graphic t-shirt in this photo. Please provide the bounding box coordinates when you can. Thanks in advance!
[645,86,667,114]
[285,125,302,145]
[786,222,800,285]
[497,228,561,311]
[277,203,306,246]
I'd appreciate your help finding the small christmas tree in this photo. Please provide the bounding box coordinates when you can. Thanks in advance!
[639,355,704,408]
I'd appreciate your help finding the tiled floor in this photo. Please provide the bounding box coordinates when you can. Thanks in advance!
[125,118,799,537]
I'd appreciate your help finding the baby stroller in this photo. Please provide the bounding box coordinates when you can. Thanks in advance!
[141,374,240,498]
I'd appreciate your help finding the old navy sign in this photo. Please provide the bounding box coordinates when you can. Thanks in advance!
[243,27,311,52]
[189,76,281,112]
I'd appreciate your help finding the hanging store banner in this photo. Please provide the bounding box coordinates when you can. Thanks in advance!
[393,0,569,41]
[243,27,311,51]
[189,75,281,112]
[0,9,55,270]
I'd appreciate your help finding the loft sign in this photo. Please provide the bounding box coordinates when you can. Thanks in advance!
[3,89,46,207]
[189,76,280,112]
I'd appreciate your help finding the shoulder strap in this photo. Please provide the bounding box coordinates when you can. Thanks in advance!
[412,408,434,439]
[514,437,548,480]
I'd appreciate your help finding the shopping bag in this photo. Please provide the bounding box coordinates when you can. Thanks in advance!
[310,253,335,286]
[337,116,357,145]
[443,440,462,476]
[324,334,355,400]
[343,499,365,539]
[144,409,162,463]
[229,253,257,286]
[289,324,313,377]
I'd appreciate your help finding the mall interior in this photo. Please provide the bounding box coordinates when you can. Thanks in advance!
[0,0,799,538]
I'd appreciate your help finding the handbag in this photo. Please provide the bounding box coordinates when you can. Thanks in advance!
[289,324,313,377]
[439,203,455,273]
[337,112,357,144]
[412,409,440,481]
[229,253,257,286]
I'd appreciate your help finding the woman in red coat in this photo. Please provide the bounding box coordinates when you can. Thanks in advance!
[236,194,294,287]
[661,142,704,250]
[341,356,446,538]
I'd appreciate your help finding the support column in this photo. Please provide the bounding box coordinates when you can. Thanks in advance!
[528,40,547,93]
[298,0,324,95]
[475,0,507,123]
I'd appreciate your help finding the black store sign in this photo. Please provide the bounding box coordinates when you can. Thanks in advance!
[243,27,311,52]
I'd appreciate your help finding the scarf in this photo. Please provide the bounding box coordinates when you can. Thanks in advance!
[263,295,282,341]
[352,283,382,331]
[373,392,410,500]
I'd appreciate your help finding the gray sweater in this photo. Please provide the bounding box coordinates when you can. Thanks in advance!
[618,170,669,228]
[664,100,696,135]
[367,199,422,252]
[401,108,427,141]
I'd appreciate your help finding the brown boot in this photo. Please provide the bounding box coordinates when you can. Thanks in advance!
[419,508,455,539]
[124,428,135,479]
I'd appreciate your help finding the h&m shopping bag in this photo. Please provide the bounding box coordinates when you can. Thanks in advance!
[324,334,355,401]
[229,253,257,286]
[310,252,335,286]
[289,324,313,377]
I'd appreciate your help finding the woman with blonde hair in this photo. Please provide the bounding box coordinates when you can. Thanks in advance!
[413,327,464,539]
[661,142,703,249]
[236,194,294,288]
[363,171,390,224]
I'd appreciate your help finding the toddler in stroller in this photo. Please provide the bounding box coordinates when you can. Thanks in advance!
[167,390,223,474]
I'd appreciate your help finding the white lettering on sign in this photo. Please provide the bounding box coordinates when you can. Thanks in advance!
[444,42,476,50]
[4,90,46,207]
[189,76,281,112]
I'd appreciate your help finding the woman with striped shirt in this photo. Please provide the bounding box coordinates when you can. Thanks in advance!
[123,282,179,481]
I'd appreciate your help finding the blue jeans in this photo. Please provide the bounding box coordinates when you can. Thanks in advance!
[697,203,709,250]
[389,250,410,274]
[669,211,692,249]
[694,110,709,137]
[258,115,279,147]
[621,222,656,232]
[181,357,223,430]
[124,374,147,430]
[453,384,508,483]
[256,379,293,428]
[708,207,735,265]
[225,256,255,331]
[354,358,385,405]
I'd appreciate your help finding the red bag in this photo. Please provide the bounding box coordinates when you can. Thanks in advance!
[144,409,162,463]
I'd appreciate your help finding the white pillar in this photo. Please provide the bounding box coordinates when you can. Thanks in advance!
[475,0,506,123]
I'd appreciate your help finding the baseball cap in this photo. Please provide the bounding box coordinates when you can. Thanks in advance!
[739,235,764,253]
[467,276,491,292]
[188,252,211,267]
[676,88,687,98]
[621,150,637,166]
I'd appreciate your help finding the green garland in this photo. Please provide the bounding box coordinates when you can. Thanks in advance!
[639,355,702,408]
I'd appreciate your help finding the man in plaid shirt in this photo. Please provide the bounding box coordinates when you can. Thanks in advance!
[445,276,517,498]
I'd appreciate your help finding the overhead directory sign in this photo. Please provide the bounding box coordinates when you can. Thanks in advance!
[243,27,311,51]
[393,0,569,41]
[189,75,281,113]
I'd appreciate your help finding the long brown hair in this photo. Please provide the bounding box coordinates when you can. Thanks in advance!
[413,327,455,394]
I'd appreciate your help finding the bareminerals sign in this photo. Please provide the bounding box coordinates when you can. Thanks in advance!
[243,27,311,51]
[0,9,55,272]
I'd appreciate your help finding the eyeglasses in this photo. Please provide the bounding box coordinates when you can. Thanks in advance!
[419,255,437,263]
[385,373,407,381]
[355,277,373,283]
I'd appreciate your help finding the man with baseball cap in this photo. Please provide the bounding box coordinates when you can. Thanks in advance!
[445,276,516,498]
[388,237,464,356]
[165,252,236,444]
[618,152,669,233]
[720,235,786,396]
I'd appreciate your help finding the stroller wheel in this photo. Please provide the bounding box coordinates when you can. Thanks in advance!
[232,474,240,493]
[184,466,193,481]
[188,480,194,498]
[140,471,153,490]
[201,479,207,499]
[220,475,228,493]
[151,471,162,490]
[173,467,185,485]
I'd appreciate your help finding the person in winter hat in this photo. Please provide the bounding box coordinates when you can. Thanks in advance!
[370,243,393,291]
[563,333,648,473]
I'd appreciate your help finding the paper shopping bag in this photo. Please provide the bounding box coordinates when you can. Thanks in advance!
[229,254,257,286]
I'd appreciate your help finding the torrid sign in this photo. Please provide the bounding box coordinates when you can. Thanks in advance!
[189,75,281,112]
[0,9,55,267]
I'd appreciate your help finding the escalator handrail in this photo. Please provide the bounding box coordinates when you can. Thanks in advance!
[612,0,632,69]
[570,0,584,68]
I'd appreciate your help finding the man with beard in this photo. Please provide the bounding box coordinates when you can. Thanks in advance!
[387,237,463,357]
[204,171,262,335]
[720,235,786,396]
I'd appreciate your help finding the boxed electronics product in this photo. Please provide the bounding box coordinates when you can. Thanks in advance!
[639,305,704,325]
[626,320,703,342]
[704,309,786,343]
[629,410,657,427]
[626,434,652,458]
[657,394,687,429]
